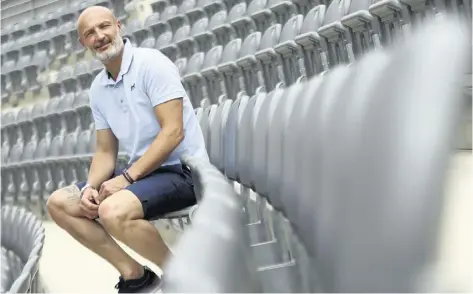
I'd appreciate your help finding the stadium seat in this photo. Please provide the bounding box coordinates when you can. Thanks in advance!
[160,24,192,59]
[162,154,262,293]
[254,23,282,91]
[317,0,354,67]
[217,38,243,100]
[156,31,175,59]
[174,57,188,76]
[236,31,263,96]
[208,10,234,45]
[182,51,206,106]
[273,14,305,86]
[177,17,210,54]
[188,0,226,20]
[200,45,224,104]
[140,36,156,48]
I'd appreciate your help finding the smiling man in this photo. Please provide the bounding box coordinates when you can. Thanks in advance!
[46,5,208,293]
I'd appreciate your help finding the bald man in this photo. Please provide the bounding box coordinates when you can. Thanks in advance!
[46,6,208,293]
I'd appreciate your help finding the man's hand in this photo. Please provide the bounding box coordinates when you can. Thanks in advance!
[80,188,99,219]
[95,175,130,204]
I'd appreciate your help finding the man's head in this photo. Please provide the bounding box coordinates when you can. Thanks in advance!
[77,6,124,63]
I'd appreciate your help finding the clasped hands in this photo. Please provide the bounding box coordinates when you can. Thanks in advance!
[79,175,130,219]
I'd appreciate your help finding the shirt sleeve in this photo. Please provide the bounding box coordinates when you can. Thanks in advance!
[142,51,188,107]
[90,99,110,130]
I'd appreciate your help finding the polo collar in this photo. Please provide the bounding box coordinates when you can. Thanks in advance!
[101,38,134,86]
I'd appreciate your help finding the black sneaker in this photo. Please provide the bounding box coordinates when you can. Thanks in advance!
[115,266,163,293]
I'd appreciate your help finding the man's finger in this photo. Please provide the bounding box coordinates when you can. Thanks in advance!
[82,198,99,210]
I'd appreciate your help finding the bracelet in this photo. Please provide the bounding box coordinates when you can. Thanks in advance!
[122,169,135,184]
[80,184,95,198]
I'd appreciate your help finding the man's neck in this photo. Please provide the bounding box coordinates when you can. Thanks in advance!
[104,50,124,81]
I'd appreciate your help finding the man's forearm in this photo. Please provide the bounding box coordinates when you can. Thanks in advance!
[87,151,117,189]
[126,127,184,181]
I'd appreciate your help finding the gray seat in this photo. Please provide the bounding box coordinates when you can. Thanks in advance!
[340,0,383,59]
[25,50,49,93]
[164,25,192,59]
[209,10,235,45]
[318,0,355,67]
[150,0,170,14]
[160,5,182,33]
[174,58,188,76]
[162,154,261,293]
[144,13,170,41]
[217,38,243,100]
[209,99,233,171]
[368,0,411,47]
[254,23,282,92]
[274,14,305,86]
[50,22,70,64]
[156,31,175,60]
[75,60,93,91]
[327,17,469,293]
[187,0,226,21]
[140,37,156,48]
[236,32,264,96]
[294,5,328,78]
[59,65,77,94]
[177,17,210,53]
[200,45,224,104]
[123,19,146,47]
[90,58,104,77]
[398,0,445,21]
[182,52,206,106]
[1,205,45,263]
[193,15,220,51]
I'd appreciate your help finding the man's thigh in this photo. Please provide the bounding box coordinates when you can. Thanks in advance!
[125,164,196,220]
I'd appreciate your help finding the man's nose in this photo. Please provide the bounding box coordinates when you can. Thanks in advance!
[96,30,106,41]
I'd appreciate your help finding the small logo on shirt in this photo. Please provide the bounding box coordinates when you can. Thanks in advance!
[131,83,135,91]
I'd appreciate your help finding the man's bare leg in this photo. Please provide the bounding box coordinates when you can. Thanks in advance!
[98,190,172,268]
[46,185,145,279]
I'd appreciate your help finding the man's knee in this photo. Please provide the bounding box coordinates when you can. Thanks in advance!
[98,190,143,232]
[46,185,81,217]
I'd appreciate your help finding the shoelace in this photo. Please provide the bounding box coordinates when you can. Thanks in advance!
[115,277,126,289]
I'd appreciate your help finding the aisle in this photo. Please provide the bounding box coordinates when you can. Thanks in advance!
[38,220,180,293]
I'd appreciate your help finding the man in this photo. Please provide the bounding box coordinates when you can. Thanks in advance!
[46,5,208,293]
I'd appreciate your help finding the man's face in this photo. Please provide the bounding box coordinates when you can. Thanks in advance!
[79,10,124,63]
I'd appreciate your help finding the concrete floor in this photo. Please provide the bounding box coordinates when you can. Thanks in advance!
[37,220,181,293]
[36,152,472,293]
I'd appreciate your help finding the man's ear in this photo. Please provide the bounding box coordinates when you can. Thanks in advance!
[78,37,84,46]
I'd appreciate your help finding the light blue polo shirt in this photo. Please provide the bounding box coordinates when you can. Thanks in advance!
[88,39,209,166]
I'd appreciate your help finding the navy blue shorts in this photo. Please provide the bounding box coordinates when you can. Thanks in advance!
[75,164,196,220]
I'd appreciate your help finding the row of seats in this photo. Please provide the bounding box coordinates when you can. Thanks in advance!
[1,205,46,293]
[162,16,470,292]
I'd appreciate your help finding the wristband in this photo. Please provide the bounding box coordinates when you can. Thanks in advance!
[80,184,94,198]
[122,169,135,184]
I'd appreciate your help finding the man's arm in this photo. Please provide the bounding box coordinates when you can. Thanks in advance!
[126,98,184,181]
[87,128,119,189]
